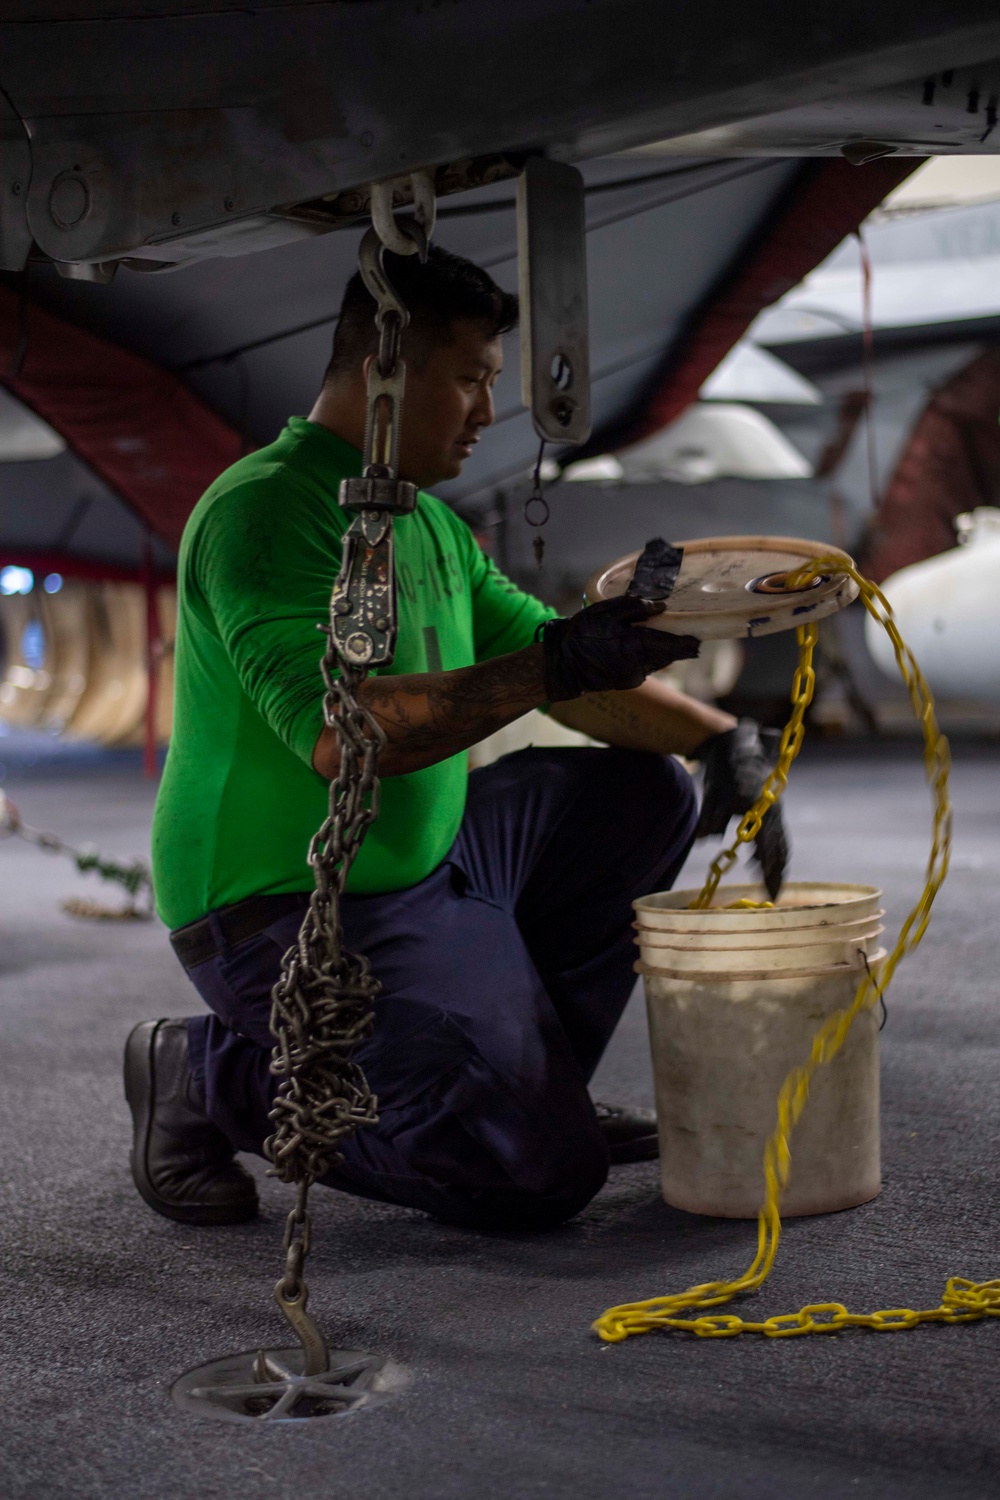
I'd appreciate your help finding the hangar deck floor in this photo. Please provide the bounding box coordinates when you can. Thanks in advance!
[1,743,998,1500]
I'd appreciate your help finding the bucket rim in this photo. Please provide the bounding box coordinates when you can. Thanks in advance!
[634,881,883,916]
[634,883,883,931]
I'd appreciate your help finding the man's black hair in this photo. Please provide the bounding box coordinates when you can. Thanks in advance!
[324,243,518,381]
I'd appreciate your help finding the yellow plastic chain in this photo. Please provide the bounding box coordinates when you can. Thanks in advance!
[691,620,818,910]
[594,558,1000,1343]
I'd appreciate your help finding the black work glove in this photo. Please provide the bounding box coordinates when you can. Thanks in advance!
[541,595,700,703]
[695,719,788,899]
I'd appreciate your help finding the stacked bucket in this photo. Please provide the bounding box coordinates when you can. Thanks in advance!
[634,883,886,1219]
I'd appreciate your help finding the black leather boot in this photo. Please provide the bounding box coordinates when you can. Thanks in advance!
[594,1102,660,1164]
[124,1018,259,1226]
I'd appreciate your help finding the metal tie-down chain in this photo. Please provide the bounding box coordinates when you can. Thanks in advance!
[259,177,434,1385]
[0,787,153,919]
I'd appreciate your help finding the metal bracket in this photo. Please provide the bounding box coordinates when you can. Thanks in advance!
[516,157,591,446]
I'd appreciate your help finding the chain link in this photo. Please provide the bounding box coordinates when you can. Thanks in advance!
[593,557,976,1345]
[278,1181,313,1301]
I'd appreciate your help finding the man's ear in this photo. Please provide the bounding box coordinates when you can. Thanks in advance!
[360,353,376,386]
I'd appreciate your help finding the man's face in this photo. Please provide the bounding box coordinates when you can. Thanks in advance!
[392,319,502,488]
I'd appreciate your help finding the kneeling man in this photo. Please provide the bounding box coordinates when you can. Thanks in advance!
[126,246,783,1231]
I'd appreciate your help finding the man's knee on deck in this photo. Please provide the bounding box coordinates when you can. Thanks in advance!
[427,1125,609,1232]
[337,1016,611,1231]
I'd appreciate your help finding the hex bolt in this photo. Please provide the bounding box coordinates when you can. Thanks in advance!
[171,212,182,226]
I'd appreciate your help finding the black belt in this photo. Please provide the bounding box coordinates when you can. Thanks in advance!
[169,891,309,970]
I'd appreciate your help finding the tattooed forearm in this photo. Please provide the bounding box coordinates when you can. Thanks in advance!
[548,679,736,757]
[312,644,548,779]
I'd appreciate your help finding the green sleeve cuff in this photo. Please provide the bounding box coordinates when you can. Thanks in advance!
[287,698,328,773]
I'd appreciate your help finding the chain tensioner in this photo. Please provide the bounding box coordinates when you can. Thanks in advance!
[172,171,434,1423]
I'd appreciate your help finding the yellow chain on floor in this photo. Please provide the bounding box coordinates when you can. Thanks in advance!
[594,558,1000,1343]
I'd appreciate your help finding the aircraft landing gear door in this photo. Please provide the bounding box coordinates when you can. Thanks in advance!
[516,158,592,447]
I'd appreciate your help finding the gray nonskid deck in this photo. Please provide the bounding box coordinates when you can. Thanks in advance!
[1,748,997,1499]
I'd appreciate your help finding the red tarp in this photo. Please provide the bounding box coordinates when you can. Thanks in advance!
[863,348,1000,582]
[0,284,244,552]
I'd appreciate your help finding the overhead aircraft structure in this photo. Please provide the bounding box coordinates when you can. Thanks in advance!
[3,3,1000,279]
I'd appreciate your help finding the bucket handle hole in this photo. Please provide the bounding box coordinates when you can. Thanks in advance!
[747,571,828,596]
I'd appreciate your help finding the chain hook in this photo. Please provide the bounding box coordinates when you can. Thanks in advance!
[362,172,433,389]
[356,226,411,382]
[370,170,436,258]
[259,1181,330,1377]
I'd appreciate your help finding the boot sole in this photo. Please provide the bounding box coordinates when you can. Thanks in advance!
[124,1020,258,1227]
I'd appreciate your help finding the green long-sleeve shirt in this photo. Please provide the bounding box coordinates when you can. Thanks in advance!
[152,418,553,930]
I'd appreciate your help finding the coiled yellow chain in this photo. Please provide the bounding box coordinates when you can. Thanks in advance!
[594,558,1000,1343]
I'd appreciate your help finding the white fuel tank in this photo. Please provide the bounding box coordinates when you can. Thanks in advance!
[865,507,1000,702]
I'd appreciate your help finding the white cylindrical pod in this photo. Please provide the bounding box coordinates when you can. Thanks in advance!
[866,507,1000,701]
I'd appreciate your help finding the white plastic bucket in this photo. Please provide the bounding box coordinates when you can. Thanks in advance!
[635,882,883,933]
[639,939,883,1219]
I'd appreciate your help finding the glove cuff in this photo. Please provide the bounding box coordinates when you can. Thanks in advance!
[539,617,580,703]
[692,725,736,764]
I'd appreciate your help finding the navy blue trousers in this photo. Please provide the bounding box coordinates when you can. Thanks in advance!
[186,747,697,1230]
